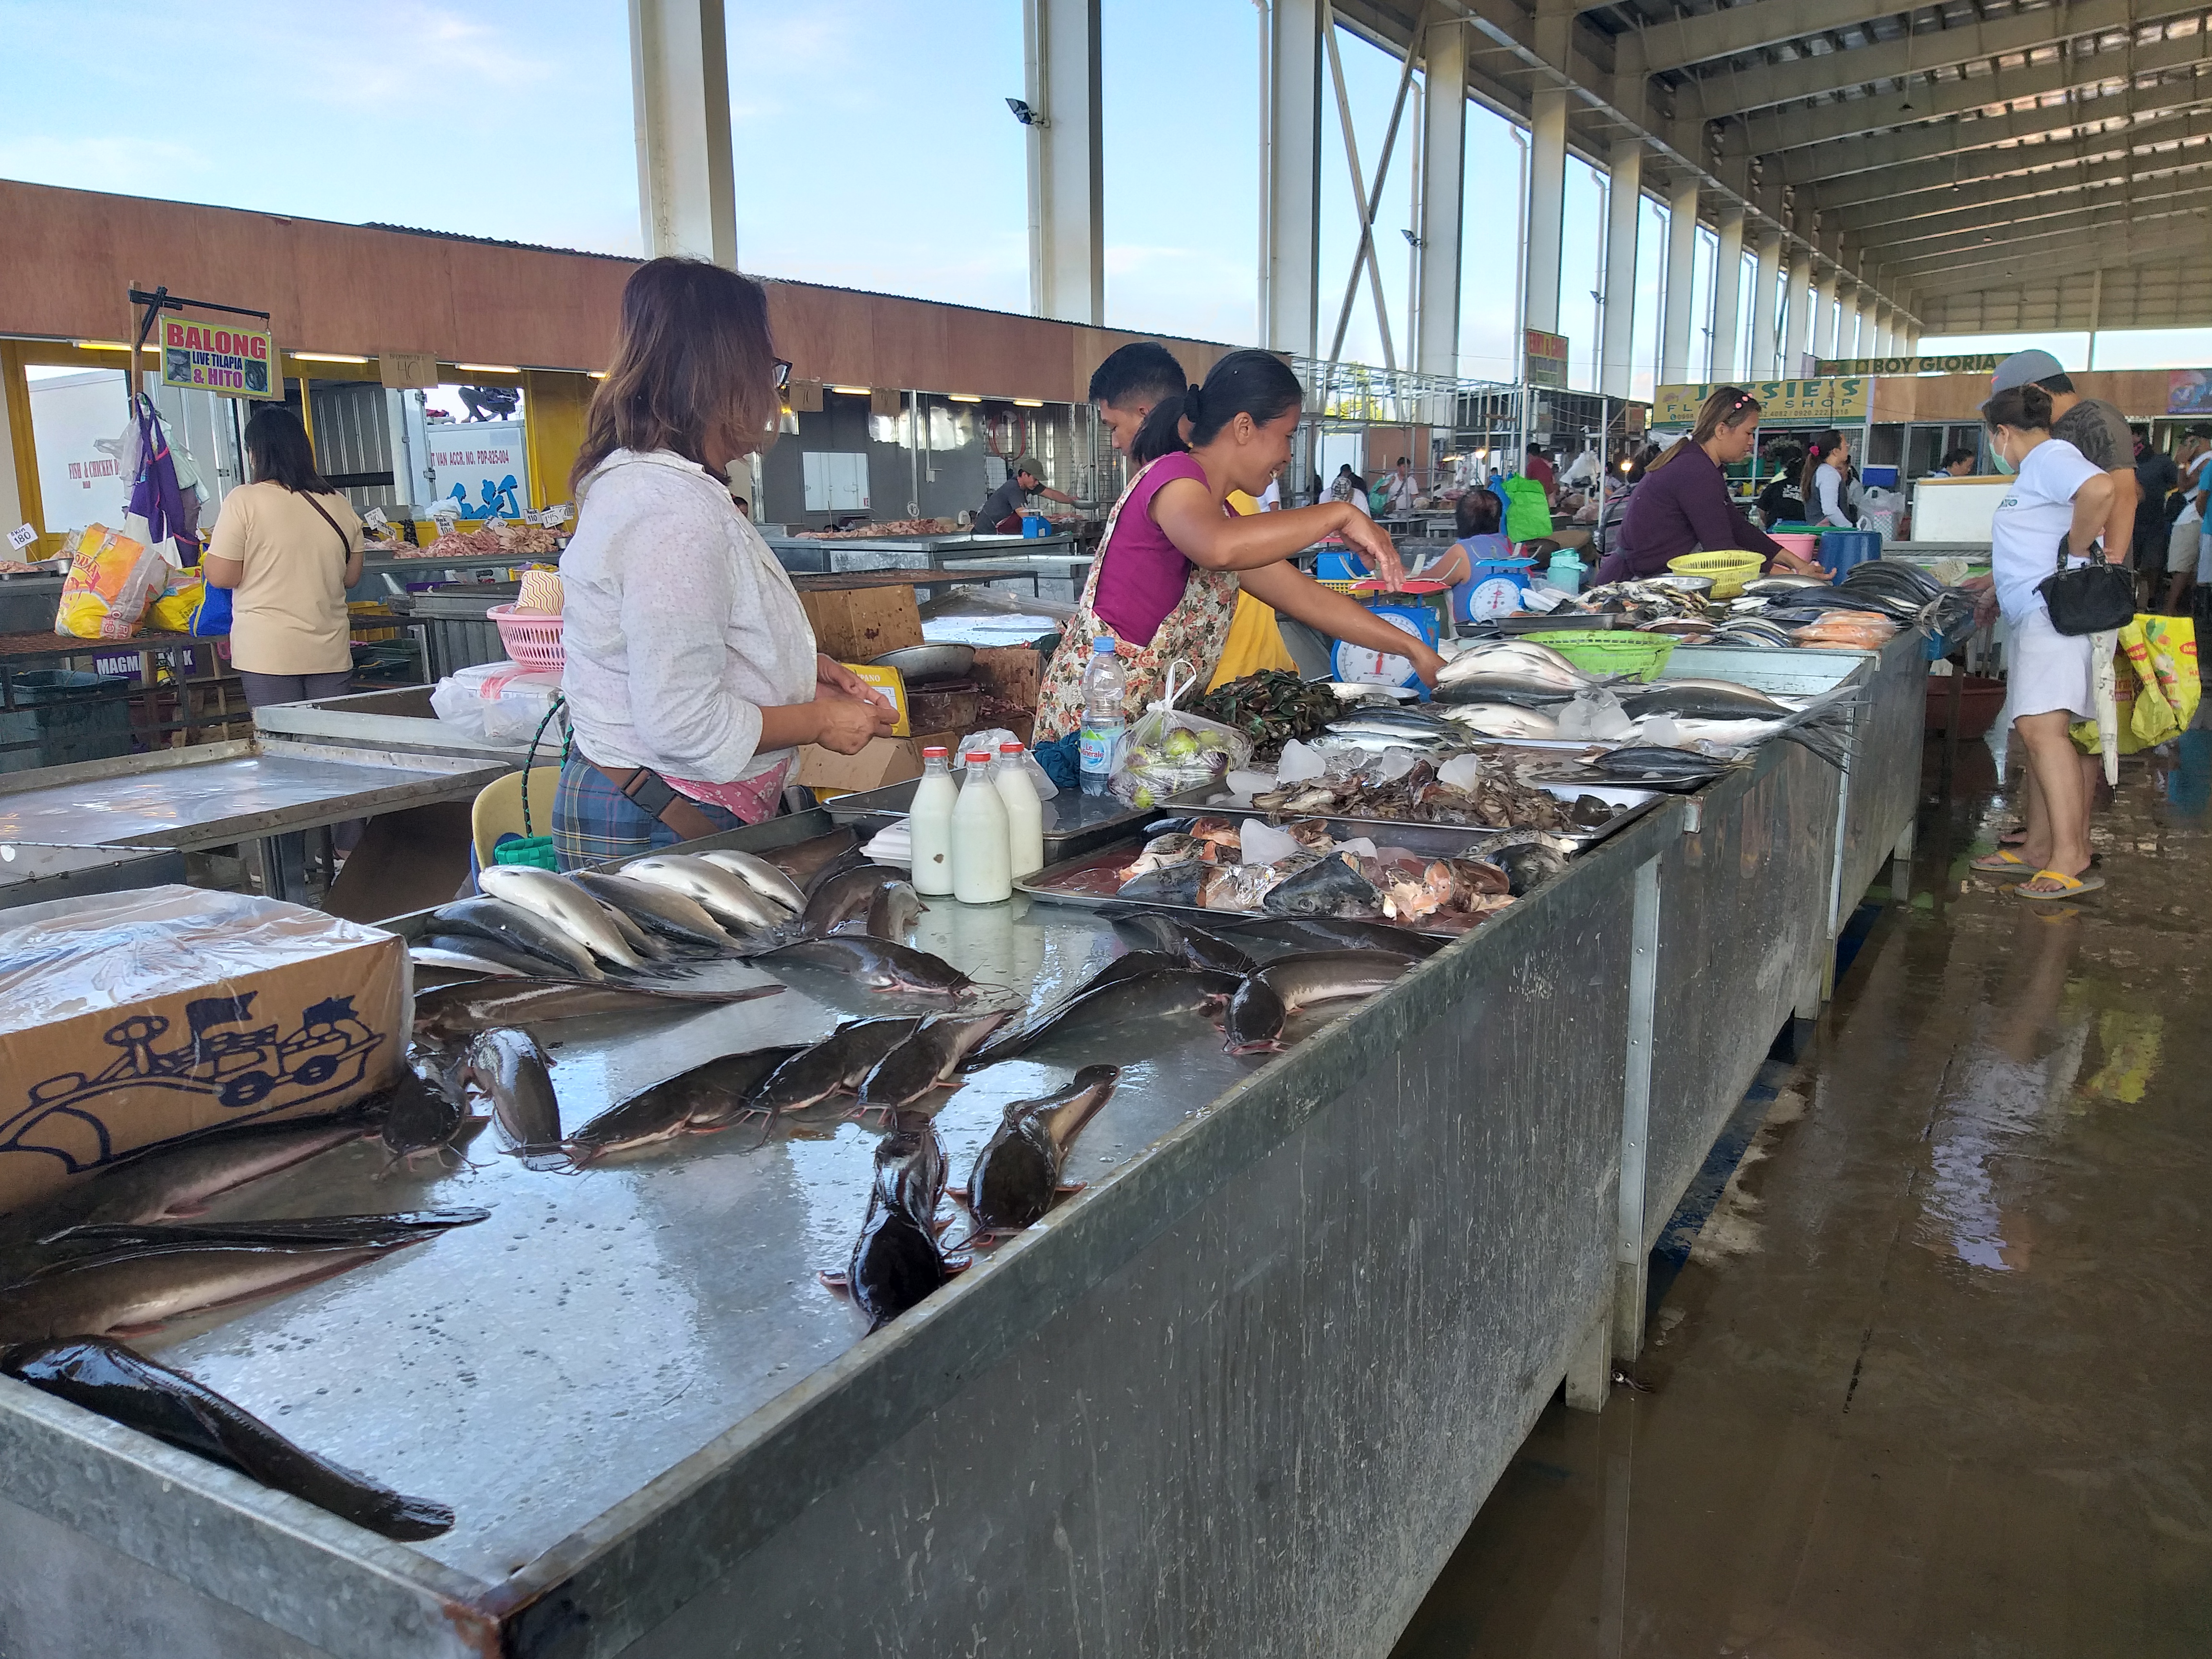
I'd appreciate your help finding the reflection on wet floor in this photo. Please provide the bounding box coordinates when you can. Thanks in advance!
[1393,733,2212,1659]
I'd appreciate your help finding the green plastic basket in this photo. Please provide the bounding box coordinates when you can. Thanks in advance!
[492,834,560,871]
[1536,629,1678,683]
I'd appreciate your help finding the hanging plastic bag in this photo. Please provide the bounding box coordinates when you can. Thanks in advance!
[1109,660,1254,808]
[54,523,168,640]
[951,728,1059,799]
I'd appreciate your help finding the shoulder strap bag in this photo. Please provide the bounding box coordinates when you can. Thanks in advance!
[300,492,353,562]
[2036,536,2134,637]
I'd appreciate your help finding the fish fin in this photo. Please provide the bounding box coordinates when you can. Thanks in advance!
[1054,1181,1087,1196]
[941,1254,974,1274]
[817,1269,851,1291]
[163,1200,211,1219]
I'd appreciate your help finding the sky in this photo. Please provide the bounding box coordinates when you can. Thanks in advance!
[4,1,2200,395]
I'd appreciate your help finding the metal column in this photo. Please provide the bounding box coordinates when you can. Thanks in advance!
[1710,206,1745,383]
[1022,0,1104,325]
[1750,225,1782,379]
[1874,301,1894,358]
[1812,265,1839,362]
[628,0,737,265]
[1783,242,1812,375]
[1415,16,1467,377]
[1262,0,1324,361]
[1599,139,1642,398]
[1659,177,1697,385]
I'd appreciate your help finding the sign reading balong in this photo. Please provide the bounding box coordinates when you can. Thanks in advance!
[1814,354,2006,376]
[158,318,278,399]
[1653,378,1870,426]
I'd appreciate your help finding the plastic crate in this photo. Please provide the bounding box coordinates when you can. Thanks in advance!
[1533,630,1678,682]
[488,604,565,670]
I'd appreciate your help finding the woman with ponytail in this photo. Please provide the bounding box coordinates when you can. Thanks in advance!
[1595,387,1829,584]
[1801,428,1856,529]
[1035,350,1444,734]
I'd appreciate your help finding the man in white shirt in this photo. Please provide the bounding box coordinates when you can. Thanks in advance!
[2165,426,2212,614]
[1381,457,1420,515]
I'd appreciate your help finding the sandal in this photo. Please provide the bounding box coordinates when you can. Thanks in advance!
[2010,868,2105,901]
[1997,829,2029,847]
[1971,849,2033,872]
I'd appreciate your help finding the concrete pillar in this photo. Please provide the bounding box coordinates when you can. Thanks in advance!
[1710,206,1745,384]
[1812,265,1839,363]
[1853,294,1875,363]
[1783,242,1812,375]
[1415,17,1467,377]
[1599,139,1643,398]
[1750,225,1783,378]
[1525,90,1569,334]
[1262,0,1324,360]
[1874,302,1895,358]
[628,0,737,265]
[1832,284,1856,361]
[1659,177,1698,385]
[1022,0,1104,325]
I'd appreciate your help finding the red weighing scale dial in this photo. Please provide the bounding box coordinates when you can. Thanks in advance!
[1463,574,1528,621]
[1331,610,1429,687]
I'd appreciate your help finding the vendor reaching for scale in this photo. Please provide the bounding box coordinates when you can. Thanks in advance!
[974,456,1075,533]
[552,257,897,868]
[1034,350,1443,737]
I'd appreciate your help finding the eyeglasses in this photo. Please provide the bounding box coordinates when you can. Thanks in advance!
[774,360,792,393]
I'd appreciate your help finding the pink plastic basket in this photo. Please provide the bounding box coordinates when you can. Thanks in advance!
[1771,532,1820,564]
[488,603,565,670]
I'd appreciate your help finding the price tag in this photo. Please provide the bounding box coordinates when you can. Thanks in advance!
[523,508,546,527]
[362,507,389,530]
[432,509,458,534]
[548,502,572,524]
[7,524,37,553]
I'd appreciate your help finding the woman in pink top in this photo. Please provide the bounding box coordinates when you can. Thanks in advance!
[1037,351,1440,735]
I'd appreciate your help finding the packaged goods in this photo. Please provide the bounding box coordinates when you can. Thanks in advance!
[54,524,168,640]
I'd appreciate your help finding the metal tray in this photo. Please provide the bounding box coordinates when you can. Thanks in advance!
[820,778,1211,861]
[1174,780,1666,855]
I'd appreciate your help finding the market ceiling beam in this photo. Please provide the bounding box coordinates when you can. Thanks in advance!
[1861,168,2212,254]
[1883,203,2212,284]
[1808,104,2212,212]
[1906,235,2212,301]
[1742,31,2212,161]
[1682,0,2204,123]
[1827,140,2212,233]
[1638,0,1904,78]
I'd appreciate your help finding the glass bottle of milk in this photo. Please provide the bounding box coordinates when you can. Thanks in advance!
[993,741,1045,878]
[950,748,1012,903]
[909,746,957,897]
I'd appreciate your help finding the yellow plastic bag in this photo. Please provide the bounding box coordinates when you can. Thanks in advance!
[54,523,168,640]
[145,568,204,633]
[2071,617,2200,754]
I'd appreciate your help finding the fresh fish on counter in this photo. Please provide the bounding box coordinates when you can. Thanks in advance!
[744,1018,926,1131]
[1618,679,1804,721]
[425,896,603,981]
[1223,950,1420,1054]
[478,866,646,970]
[1222,915,1445,958]
[622,854,787,935]
[854,879,925,941]
[1590,746,1741,790]
[409,939,533,979]
[799,863,919,939]
[1067,950,1187,999]
[964,1066,1121,1232]
[1437,703,1562,740]
[592,896,669,962]
[412,977,781,1042]
[854,1012,1015,1111]
[377,1066,486,1175]
[1435,639,1599,696]
[462,1028,563,1165]
[567,1044,812,1157]
[1115,863,1207,905]
[833,1115,962,1330]
[753,937,992,1000]
[2,1337,457,1540]
[1110,913,1258,976]
[1743,574,1828,594]
[762,826,859,889]
[41,1210,490,1253]
[1261,853,1383,918]
[1120,832,1204,878]
[695,847,807,914]
[800,845,872,900]
[566,869,745,951]
[963,969,1241,1070]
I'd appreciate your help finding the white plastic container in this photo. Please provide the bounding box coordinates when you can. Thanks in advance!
[908,746,958,897]
[993,740,1045,879]
[950,748,1012,903]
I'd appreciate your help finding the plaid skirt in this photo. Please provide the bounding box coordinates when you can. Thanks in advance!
[551,753,750,870]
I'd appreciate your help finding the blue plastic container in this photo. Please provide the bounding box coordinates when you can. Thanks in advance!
[1021,514,1050,538]
[1860,465,1899,489]
[1314,548,1367,582]
[1824,529,1883,581]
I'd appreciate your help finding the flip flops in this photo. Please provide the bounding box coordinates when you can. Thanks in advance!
[1971,849,2033,872]
[2010,868,2106,901]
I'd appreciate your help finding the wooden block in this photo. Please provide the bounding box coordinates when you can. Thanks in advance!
[799,586,923,662]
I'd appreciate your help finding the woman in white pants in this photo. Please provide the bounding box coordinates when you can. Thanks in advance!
[1969,384,2119,900]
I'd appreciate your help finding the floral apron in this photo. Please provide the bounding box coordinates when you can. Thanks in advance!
[1035,458,1242,739]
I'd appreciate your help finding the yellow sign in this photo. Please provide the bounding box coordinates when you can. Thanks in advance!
[1525,329,1570,390]
[1652,377,1869,426]
[157,317,278,399]
[845,663,910,736]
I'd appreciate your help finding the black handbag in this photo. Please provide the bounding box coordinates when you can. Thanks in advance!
[2036,540,2134,636]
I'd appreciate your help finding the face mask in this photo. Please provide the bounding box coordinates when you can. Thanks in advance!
[1992,444,2016,476]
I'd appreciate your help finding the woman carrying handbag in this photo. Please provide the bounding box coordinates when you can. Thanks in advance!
[1969,384,2122,900]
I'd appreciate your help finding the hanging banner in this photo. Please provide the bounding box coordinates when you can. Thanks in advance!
[1653,377,1870,426]
[1524,329,1570,390]
[1815,353,2008,377]
[157,318,278,399]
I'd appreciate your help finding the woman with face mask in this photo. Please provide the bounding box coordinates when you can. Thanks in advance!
[1033,351,1444,735]
[1967,383,2118,900]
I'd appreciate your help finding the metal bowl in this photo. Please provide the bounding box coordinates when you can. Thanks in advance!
[1647,574,1715,597]
[868,642,976,684]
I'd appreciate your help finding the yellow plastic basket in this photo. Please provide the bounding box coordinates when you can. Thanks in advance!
[1667,550,1764,599]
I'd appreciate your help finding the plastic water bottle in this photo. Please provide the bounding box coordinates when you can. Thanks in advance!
[1078,637,1126,796]
[908,746,957,897]
[993,741,1046,878]
[950,749,1012,903]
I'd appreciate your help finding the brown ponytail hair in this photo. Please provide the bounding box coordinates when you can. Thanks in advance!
[1982,384,2054,433]
[1648,385,1761,471]
[1798,427,1846,499]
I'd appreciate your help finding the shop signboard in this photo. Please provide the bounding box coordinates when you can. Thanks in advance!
[1524,329,1570,389]
[1815,353,2008,376]
[156,318,277,399]
[1653,377,1870,427]
[426,419,528,519]
[2166,370,2212,415]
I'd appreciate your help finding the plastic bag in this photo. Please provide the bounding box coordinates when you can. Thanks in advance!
[1109,661,1254,807]
[2071,617,2200,756]
[55,523,168,640]
[144,566,230,637]
[951,727,1059,799]
[430,661,565,745]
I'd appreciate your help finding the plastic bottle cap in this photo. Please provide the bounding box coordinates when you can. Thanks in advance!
[922,745,948,757]
[999,742,1023,754]
[1093,635,1116,652]
[964,750,992,763]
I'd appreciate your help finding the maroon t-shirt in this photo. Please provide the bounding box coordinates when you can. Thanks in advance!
[1093,453,1214,647]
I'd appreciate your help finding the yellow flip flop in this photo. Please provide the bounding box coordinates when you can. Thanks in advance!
[1971,849,2032,873]
[2010,868,2105,901]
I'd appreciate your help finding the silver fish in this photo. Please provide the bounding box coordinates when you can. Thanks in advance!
[696,849,806,914]
[1436,703,1561,740]
[409,942,530,979]
[477,866,644,969]
[566,869,744,951]
[623,854,786,934]
[425,896,603,980]
[1436,639,1592,691]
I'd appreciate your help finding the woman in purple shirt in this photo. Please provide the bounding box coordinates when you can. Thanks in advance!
[1594,387,1830,584]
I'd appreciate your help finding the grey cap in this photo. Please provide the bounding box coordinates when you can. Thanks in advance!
[1011,455,1043,479]
[1990,348,2065,393]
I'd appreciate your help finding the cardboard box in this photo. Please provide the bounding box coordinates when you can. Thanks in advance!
[0,886,407,1216]
[972,645,1043,709]
[794,734,925,795]
[799,586,924,662]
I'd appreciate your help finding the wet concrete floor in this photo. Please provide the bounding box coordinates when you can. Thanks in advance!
[1395,729,2212,1658]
